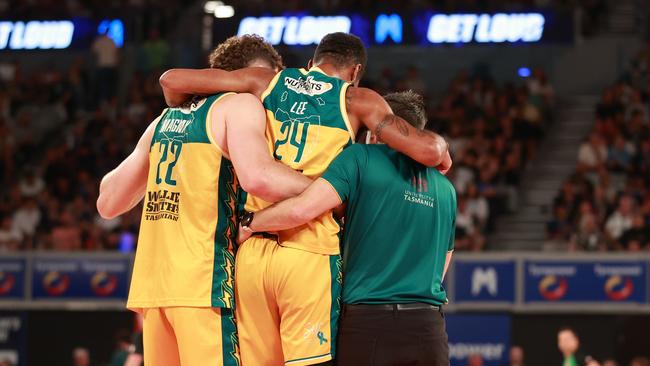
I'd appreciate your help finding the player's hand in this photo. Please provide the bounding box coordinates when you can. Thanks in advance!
[437,151,452,175]
[237,224,252,244]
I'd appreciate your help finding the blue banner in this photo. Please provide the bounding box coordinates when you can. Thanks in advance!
[32,257,130,300]
[524,260,647,303]
[446,314,511,366]
[0,259,25,299]
[453,260,515,303]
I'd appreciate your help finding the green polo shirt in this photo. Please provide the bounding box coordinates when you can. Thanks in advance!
[321,144,456,306]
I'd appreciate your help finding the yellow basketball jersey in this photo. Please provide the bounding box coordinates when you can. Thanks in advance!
[128,93,240,311]
[242,67,354,255]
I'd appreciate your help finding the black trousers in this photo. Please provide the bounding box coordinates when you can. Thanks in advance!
[336,304,449,366]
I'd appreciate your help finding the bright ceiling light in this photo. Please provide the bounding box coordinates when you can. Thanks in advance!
[204,1,234,18]
[214,4,234,18]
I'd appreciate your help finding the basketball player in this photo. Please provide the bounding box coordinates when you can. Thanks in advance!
[237,91,455,366]
[96,35,309,366]
[159,32,451,365]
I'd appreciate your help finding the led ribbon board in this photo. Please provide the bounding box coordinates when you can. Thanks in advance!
[426,13,545,43]
[237,16,352,45]
[0,19,124,51]
[235,12,559,46]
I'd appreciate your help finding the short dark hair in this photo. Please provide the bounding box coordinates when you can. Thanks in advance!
[209,35,283,71]
[383,90,427,130]
[314,32,367,71]
[558,326,578,337]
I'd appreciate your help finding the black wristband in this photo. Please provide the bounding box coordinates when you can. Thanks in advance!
[239,211,255,228]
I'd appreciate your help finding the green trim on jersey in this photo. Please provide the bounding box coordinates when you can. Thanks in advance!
[211,146,239,309]
[152,93,227,147]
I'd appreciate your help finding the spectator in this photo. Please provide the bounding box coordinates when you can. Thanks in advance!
[0,216,22,251]
[602,359,618,366]
[578,132,608,171]
[109,330,132,366]
[508,345,525,366]
[557,327,594,366]
[570,214,606,251]
[619,214,650,249]
[630,357,650,366]
[141,29,170,73]
[72,347,90,366]
[51,209,82,251]
[604,195,636,241]
[18,170,45,197]
[12,197,41,244]
[468,354,484,366]
[527,68,554,107]
[452,150,478,195]
[124,331,143,366]
[607,136,634,172]
[401,65,427,95]
[465,183,489,229]
[91,32,119,103]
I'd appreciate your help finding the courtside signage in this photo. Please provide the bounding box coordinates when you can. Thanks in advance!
[524,260,647,303]
[453,260,515,303]
[446,314,510,366]
[31,257,130,299]
[0,259,25,299]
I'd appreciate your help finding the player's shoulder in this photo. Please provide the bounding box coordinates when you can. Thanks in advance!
[342,143,370,156]
[346,86,378,100]
[429,169,456,197]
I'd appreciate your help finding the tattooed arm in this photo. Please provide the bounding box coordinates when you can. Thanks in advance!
[346,87,448,167]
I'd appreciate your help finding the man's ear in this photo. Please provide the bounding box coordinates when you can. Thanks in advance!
[307,59,313,69]
[351,64,363,86]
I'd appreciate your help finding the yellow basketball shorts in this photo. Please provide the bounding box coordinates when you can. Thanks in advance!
[142,307,240,366]
[235,236,343,366]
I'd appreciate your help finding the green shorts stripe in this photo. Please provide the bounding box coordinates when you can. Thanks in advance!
[220,308,241,366]
[329,254,343,358]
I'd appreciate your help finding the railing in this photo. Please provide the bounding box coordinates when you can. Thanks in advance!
[1,252,649,312]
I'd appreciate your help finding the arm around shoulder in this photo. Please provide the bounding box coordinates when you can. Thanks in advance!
[159,67,277,106]
[349,87,448,167]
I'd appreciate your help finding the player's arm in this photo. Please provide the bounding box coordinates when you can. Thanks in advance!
[159,67,276,107]
[348,87,449,167]
[443,195,457,281]
[96,119,158,219]
[223,93,312,202]
[238,145,363,243]
[123,354,143,366]
[238,178,342,243]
